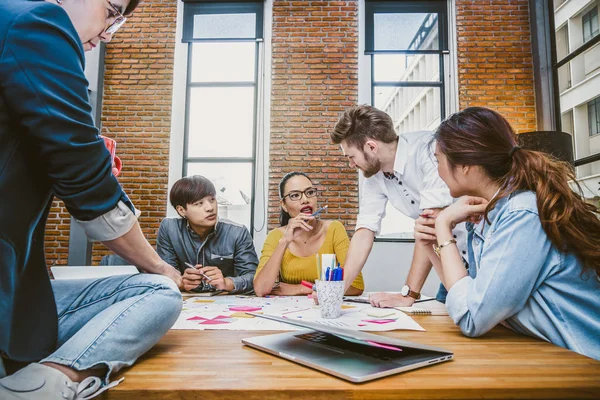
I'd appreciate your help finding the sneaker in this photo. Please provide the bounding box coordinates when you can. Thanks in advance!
[0,363,123,399]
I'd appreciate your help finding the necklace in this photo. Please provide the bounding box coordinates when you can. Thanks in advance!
[302,220,322,244]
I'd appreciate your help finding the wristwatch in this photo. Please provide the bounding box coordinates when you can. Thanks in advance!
[433,238,457,258]
[400,284,421,300]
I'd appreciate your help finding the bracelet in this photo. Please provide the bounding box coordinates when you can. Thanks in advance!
[433,239,457,258]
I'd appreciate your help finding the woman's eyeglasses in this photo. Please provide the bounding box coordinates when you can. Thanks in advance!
[106,2,127,35]
[282,188,318,201]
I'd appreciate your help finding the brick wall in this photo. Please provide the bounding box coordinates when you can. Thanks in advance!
[455,0,537,133]
[44,0,538,264]
[268,0,360,232]
[43,0,178,266]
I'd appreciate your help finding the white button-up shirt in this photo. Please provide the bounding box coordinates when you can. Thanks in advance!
[356,130,468,257]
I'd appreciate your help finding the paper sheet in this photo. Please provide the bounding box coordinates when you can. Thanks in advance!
[172,295,424,332]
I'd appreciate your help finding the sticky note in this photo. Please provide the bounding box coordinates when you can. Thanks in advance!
[229,306,262,312]
[230,312,255,319]
[366,309,395,318]
[362,319,395,325]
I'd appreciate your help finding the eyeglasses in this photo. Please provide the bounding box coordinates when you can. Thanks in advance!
[106,2,127,35]
[282,187,318,201]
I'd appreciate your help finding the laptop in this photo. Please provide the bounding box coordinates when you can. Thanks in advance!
[242,313,453,383]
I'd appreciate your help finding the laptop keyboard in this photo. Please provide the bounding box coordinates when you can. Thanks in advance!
[295,332,411,362]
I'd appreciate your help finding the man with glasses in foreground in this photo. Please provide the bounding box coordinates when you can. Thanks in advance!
[0,1,183,399]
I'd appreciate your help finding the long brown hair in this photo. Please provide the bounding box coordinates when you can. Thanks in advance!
[435,107,600,277]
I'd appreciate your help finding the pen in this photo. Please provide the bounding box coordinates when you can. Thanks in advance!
[301,280,316,291]
[184,262,212,282]
[311,205,328,217]
[415,297,436,303]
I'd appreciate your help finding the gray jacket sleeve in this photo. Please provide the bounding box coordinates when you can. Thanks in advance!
[156,220,181,271]
[229,227,258,293]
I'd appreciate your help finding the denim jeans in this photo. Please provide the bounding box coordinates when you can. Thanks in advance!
[40,274,182,383]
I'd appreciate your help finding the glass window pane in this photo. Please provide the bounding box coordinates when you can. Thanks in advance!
[374,54,440,82]
[374,86,441,133]
[187,87,255,158]
[374,13,439,51]
[186,162,253,229]
[191,42,256,83]
[193,13,256,39]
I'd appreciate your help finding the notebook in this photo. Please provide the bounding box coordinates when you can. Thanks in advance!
[396,300,448,316]
[242,313,453,383]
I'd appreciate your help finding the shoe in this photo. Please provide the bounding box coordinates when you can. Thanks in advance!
[0,363,122,399]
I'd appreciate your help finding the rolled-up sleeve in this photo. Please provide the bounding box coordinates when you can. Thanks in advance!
[230,228,259,293]
[446,210,549,337]
[355,176,388,235]
[417,140,453,210]
[3,5,133,231]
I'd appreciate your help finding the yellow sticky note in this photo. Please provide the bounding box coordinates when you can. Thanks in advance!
[193,299,215,303]
[366,309,395,318]
[341,305,355,309]
[230,312,255,318]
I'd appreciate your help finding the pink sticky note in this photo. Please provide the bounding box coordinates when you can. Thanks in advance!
[228,306,262,312]
[362,319,395,325]
[187,316,208,321]
[366,340,403,352]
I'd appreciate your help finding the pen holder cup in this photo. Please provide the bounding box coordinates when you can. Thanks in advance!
[315,280,345,319]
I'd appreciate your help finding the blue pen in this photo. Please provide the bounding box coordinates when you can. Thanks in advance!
[311,205,328,217]
[325,267,331,281]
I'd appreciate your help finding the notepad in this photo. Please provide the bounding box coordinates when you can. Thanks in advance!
[395,300,448,316]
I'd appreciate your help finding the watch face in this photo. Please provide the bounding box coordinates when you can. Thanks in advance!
[401,285,409,296]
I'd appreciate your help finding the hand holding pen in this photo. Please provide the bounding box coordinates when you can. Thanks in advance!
[183,262,212,292]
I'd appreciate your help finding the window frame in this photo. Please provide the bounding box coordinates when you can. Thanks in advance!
[180,1,264,234]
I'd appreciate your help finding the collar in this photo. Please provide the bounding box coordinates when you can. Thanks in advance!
[186,218,219,240]
[393,136,408,175]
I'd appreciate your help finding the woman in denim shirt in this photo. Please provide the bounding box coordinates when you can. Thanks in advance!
[422,107,600,360]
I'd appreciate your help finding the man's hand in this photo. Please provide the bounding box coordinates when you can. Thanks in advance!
[198,266,234,291]
[369,292,415,308]
[182,264,204,292]
[165,265,183,290]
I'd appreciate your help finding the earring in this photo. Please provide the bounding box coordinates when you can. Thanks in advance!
[56,0,63,4]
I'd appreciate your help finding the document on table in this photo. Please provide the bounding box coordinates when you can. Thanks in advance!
[171,295,425,332]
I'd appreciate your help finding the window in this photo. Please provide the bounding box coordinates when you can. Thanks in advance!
[589,97,600,137]
[583,7,599,43]
[181,1,264,231]
[363,0,450,240]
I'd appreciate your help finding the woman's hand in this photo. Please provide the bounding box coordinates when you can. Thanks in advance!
[437,196,488,229]
[414,208,441,245]
[282,214,315,244]
[270,282,312,296]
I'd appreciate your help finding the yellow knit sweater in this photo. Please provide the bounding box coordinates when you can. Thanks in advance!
[255,220,364,290]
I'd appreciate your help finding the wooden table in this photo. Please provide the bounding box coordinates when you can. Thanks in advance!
[104,315,600,399]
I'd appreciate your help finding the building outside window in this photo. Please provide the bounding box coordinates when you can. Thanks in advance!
[180,1,264,231]
[553,0,600,179]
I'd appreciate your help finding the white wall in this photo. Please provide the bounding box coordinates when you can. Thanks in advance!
[362,241,442,296]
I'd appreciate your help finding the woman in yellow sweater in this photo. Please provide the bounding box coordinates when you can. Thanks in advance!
[254,172,364,297]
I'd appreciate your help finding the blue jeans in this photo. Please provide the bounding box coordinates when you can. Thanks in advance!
[40,274,182,382]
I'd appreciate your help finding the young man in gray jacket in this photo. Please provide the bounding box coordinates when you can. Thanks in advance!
[157,175,258,294]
